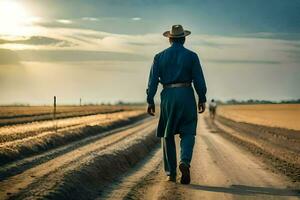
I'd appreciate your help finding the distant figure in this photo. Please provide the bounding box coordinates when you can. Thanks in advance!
[146,25,207,184]
[209,99,217,120]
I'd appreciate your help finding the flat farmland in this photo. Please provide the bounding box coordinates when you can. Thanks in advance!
[218,104,300,131]
[1,103,299,199]
[214,104,300,183]
[0,105,140,127]
[0,104,158,199]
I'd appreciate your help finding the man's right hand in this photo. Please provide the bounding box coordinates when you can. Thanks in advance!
[147,104,155,116]
[198,102,206,114]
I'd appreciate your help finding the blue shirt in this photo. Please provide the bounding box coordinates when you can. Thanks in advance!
[146,42,207,105]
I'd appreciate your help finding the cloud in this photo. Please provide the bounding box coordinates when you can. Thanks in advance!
[205,59,281,65]
[282,49,300,62]
[131,17,141,21]
[56,19,73,24]
[0,49,20,65]
[235,32,300,41]
[189,34,299,66]
[82,17,99,21]
[189,39,239,48]
[1,24,298,66]
[0,36,74,47]
[16,49,148,62]
[34,19,77,29]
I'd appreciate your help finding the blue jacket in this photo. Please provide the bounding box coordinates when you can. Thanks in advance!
[146,42,207,105]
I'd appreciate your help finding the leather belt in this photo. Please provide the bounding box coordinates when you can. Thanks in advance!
[163,82,191,89]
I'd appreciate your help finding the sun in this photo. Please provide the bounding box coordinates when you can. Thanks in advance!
[0,1,35,36]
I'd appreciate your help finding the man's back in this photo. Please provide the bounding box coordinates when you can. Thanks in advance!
[209,102,217,109]
[155,42,197,85]
[147,42,206,104]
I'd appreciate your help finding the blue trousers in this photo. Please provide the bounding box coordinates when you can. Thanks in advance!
[162,134,195,176]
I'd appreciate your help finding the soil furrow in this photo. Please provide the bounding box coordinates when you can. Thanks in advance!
[0,117,152,181]
[0,118,158,199]
[0,111,147,165]
[0,110,143,143]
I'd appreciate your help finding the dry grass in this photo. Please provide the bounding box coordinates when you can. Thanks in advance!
[218,104,300,131]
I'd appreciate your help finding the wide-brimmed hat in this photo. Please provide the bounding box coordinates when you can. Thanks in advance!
[163,25,191,38]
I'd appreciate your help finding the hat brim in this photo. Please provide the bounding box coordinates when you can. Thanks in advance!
[163,30,191,38]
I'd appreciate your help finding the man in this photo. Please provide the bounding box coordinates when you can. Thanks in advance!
[146,25,207,184]
[209,99,217,120]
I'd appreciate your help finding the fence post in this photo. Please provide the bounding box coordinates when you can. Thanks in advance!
[53,96,56,120]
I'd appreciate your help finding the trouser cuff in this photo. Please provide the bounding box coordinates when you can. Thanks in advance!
[180,160,190,168]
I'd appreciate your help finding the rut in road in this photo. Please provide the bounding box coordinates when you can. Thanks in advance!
[123,116,300,200]
[0,118,158,200]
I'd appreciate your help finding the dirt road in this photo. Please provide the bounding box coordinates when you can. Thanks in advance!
[109,116,300,200]
[1,114,299,199]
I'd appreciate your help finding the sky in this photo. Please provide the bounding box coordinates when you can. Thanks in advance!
[0,0,299,105]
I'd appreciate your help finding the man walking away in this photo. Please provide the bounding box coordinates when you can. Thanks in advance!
[209,99,217,120]
[146,25,207,184]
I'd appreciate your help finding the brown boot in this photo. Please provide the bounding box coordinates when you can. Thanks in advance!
[179,162,190,184]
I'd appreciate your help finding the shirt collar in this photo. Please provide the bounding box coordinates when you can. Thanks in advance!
[171,42,183,48]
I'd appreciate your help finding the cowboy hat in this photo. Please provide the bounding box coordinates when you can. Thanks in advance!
[163,25,191,38]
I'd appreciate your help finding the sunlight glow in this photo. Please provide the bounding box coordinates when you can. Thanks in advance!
[0,1,36,36]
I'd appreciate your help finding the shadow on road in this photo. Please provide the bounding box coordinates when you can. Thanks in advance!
[186,184,300,197]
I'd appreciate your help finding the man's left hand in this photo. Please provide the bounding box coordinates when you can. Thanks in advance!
[198,103,206,114]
